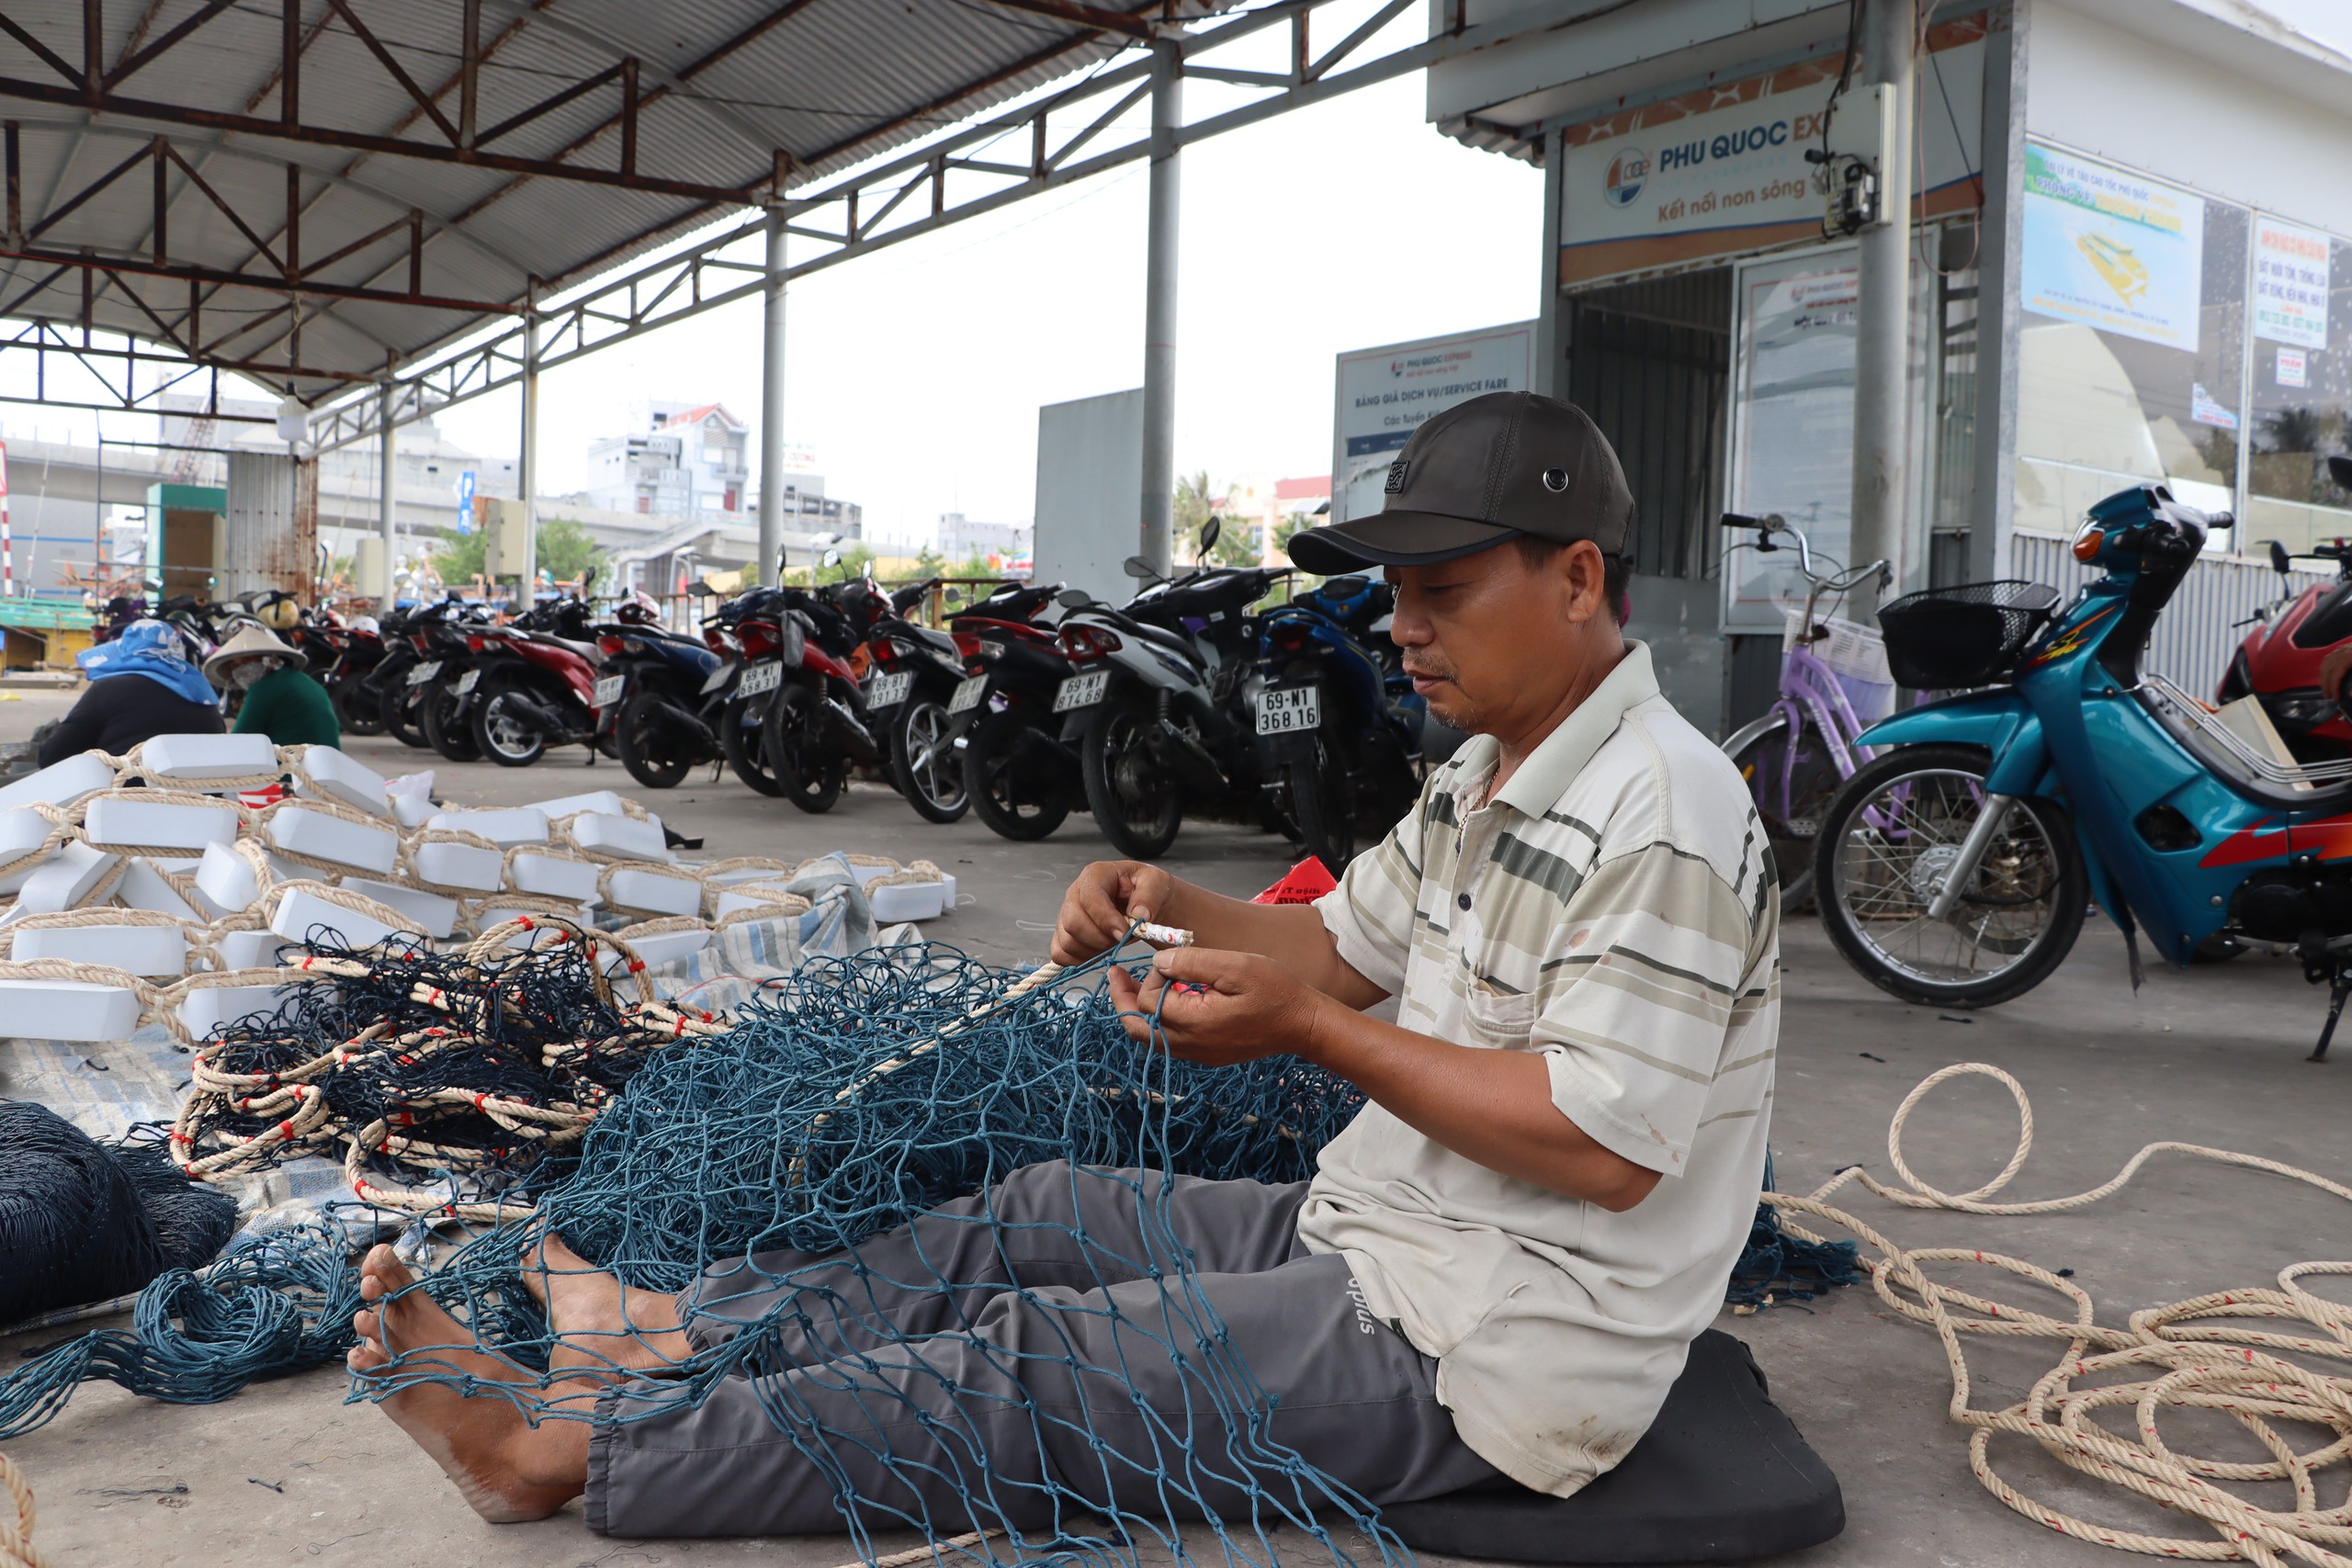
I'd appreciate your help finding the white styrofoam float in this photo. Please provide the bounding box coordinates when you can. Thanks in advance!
[141,733,280,781]
[270,887,403,950]
[116,858,204,922]
[341,878,461,940]
[425,807,549,847]
[17,842,121,914]
[715,884,799,919]
[569,812,670,863]
[605,926,711,972]
[213,929,285,970]
[868,877,953,923]
[195,841,264,913]
[267,806,400,875]
[390,792,438,829]
[410,839,506,893]
[0,807,51,864]
[178,982,298,1040]
[85,795,242,852]
[507,852,601,905]
[0,977,142,1040]
[14,922,188,978]
[601,865,703,919]
[530,790,630,821]
[0,752,116,812]
[297,747,391,817]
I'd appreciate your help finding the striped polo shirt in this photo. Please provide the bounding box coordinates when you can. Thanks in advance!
[1295,641,1779,1498]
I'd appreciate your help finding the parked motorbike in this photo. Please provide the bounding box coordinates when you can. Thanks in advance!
[443,591,608,767]
[1250,573,1422,871]
[834,577,975,823]
[601,593,726,789]
[2217,454,2352,761]
[383,597,491,756]
[756,580,892,814]
[698,585,797,797]
[1813,480,2352,1059]
[953,581,1084,841]
[1054,520,1287,858]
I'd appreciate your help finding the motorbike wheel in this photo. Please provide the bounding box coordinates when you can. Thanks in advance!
[419,681,481,762]
[1814,743,2088,1010]
[760,683,844,815]
[616,691,693,789]
[470,684,548,768]
[720,702,786,796]
[1724,711,1844,911]
[890,698,969,824]
[334,681,386,737]
[1080,700,1182,859]
[380,675,431,749]
[965,710,1069,841]
[1283,738,1356,873]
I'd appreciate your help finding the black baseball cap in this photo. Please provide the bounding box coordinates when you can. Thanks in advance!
[1287,391,1634,575]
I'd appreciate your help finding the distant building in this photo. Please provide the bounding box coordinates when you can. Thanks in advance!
[582,401,859,539]
[939,512,1032,562]
[1221,475,1329,564]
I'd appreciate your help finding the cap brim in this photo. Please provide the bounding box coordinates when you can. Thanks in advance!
[1284,513,1521,576]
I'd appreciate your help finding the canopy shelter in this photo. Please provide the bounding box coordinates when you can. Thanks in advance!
[0,0,1560,594]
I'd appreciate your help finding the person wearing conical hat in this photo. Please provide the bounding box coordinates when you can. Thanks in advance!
[205,622,339,748]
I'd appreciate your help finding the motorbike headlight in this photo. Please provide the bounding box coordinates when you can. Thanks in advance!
[2271,690,2338,728]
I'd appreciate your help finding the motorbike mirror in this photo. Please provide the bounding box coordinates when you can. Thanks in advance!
[2270,539,2291,576]
[820,548,842,568]
[1057,588,1092,609]
[1122,555,1160,581]
[1200,514,1222,556]
[2331,455,2352,493]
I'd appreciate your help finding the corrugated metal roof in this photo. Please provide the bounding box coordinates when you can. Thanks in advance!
[0,0,1191,399]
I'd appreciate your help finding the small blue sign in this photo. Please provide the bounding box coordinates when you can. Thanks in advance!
[455,469,477,535]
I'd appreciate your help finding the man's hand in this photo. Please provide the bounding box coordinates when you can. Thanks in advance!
[1107,947,1328,1067]
[2323,643,2352,705]
[1051,861,1182,964]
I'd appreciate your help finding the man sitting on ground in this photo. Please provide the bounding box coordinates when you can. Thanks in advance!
[348,391,1781,1537]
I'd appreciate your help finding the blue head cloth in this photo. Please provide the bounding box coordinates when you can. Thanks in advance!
[76,620,219,705]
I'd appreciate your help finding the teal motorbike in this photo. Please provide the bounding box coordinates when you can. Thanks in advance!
[1814,482,2352,1060]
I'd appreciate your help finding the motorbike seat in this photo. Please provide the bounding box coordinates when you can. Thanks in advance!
[536,635,604,663]
[1108,616,1205,665]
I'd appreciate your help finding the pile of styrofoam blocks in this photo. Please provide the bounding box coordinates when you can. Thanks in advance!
[0,734,961,1042]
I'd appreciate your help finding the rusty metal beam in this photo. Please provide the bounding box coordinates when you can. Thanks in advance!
[0,76,763,201]
[0,242,515,313]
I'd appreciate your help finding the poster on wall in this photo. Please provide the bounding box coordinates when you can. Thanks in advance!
[2254,215,2330,350]
[1724,249,1860,632]
[1330,321,1533,525]
[2018,142,2205,351]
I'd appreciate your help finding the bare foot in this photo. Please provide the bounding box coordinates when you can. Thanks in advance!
[347,1244,590,1522]
[519,1232,695,1376]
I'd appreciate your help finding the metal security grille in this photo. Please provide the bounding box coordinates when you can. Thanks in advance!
[1566,276,1731,581]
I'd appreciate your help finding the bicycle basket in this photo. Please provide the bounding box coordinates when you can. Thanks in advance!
[1875,581,2062,689]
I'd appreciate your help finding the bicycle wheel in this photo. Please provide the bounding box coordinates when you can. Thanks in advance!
[1724,711,1843,910]
[1814,744,2087,1009]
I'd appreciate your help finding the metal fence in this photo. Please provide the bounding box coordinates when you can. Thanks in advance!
[2010,534,2331,696]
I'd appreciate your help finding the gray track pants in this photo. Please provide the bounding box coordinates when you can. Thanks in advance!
[585,1160,1500,1538]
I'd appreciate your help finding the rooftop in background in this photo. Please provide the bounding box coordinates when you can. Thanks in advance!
[0,1,1218,400]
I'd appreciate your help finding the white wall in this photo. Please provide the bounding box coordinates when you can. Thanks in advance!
[1034,390,1143,603]
[2029,1,2352,239]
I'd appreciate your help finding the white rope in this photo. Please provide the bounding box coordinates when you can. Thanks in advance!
[0,1452,53,1568]
[1772,1062,2352,1566]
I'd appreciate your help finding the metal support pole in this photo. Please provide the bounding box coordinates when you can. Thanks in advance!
[1849,0,1916,611]
[1137,34,1182,578]
[756,209,786,589]
[378,380,396,607]
[518,292,539,599]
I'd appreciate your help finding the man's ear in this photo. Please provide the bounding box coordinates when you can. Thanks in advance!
[1561,539,1607,625]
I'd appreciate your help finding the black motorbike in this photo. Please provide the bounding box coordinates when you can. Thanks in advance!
[601,598,728,789]
[834,577,975,824]
[951,581,1082,840]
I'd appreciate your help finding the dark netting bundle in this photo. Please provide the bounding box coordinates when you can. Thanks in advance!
[0,1101,236,1325]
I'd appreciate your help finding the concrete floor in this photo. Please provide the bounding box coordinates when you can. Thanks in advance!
[6,694,2352,1567]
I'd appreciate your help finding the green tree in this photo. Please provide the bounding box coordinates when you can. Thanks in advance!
[430,525,487,587]
[912,545,946,578]
[429,514,601,591]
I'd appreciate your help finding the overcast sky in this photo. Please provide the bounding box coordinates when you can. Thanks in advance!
[433,58,1544,548]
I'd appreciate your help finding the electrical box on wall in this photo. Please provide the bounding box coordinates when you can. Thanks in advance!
[1815,83,1894,235]
[481,498,527,581]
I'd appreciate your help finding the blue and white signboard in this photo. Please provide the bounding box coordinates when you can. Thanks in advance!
[2019,142,2205,352]
[1330,321,1534,524]
[454,469,477,534]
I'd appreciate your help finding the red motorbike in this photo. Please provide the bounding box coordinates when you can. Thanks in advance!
[2218,454,2352,761]
[446,595,611,768]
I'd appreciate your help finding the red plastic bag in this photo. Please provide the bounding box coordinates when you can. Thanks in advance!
[1251,856,1337,905]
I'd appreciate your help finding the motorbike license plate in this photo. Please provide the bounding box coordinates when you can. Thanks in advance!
[593,675,626,707]
[1256,685,1320,736]
[406,660,442,685]
[865,671,914,710]
[453,669,480,696]
[1054,671,1110,714]
[739,661,783,697]
[947,674,988,714]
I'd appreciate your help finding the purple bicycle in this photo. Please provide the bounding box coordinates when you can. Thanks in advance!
[1718,512,1891,908]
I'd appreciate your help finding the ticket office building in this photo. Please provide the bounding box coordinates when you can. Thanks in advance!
[1432,0,2352,736]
